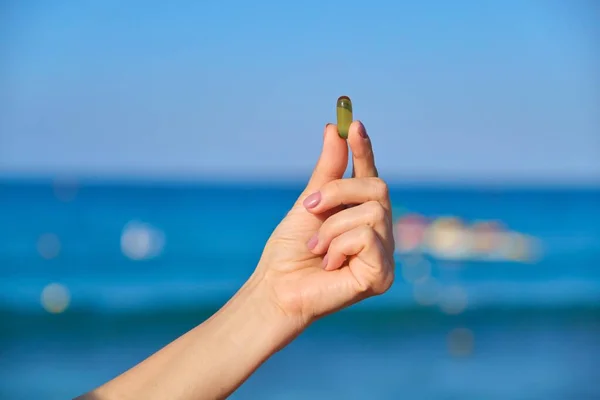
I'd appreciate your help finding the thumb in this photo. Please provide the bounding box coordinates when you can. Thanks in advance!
[302,124,348,197]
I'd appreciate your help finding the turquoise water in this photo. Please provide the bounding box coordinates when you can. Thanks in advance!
[1,180,599,399]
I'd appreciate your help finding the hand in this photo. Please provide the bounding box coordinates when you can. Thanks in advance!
[83,121,395,400]
[253,121,395,333]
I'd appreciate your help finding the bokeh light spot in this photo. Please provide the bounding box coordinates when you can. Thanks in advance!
[447,327,475,357]
[470,220,503,256]
[41,283,71,314]
[37,233,61,259]
[427,217,470,259]
[401,256,431,284]
[395,213,428,253]
[121,221,165,260]
[413,278,440,306]
[503,232,533,262]
[439,285,468,315]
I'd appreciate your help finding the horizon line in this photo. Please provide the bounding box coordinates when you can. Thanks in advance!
[1,172,599,190]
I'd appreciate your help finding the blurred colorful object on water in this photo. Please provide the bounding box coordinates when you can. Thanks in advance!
[393,210,541,263]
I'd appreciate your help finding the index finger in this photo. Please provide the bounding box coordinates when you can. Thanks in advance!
[303,177,391,213]
[348,121,378,178]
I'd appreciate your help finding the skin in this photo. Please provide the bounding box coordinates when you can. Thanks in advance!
[79,120,394,400]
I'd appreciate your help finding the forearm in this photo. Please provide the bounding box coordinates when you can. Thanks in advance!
[81,276,300,400]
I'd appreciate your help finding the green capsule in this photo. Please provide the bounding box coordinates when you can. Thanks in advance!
[336,95,353,139]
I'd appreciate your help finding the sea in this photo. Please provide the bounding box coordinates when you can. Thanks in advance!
[0,179,599,400]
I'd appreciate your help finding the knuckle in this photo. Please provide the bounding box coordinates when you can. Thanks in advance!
[370,177,389,200]
[328,234,342,251]
[374,272,394,295]
[324,179,344,199]
[358,225,377,244]
[366,201,386,223]
[354,278,370,294]
[373,260,395,295]
[360,267,393,296]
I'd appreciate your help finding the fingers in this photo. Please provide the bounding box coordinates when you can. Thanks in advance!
[306,200,393,256]
[301,123,349,199]
[302,177,391,213]
[348,121,377,179]
[322,225,394,295]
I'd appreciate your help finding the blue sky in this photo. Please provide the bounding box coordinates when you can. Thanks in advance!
[1,0,598,183]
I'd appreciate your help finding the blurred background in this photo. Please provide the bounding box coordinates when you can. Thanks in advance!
[1,1,599,399]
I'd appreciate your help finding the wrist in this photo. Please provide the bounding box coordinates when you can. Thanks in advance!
[214,275,305,362]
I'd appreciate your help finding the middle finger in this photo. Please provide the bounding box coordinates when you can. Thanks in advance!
[348,121,378,179]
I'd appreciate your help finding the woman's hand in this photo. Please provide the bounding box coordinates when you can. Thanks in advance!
[83,121,395,400]
[254,121,395,333]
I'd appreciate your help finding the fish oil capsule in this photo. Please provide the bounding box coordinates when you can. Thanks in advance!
[336,96,353,139]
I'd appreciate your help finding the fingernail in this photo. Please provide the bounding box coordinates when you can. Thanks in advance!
[359,122,369,139]
[307,234,318,250]
[322,254,329,269]
[303,192,321,209]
